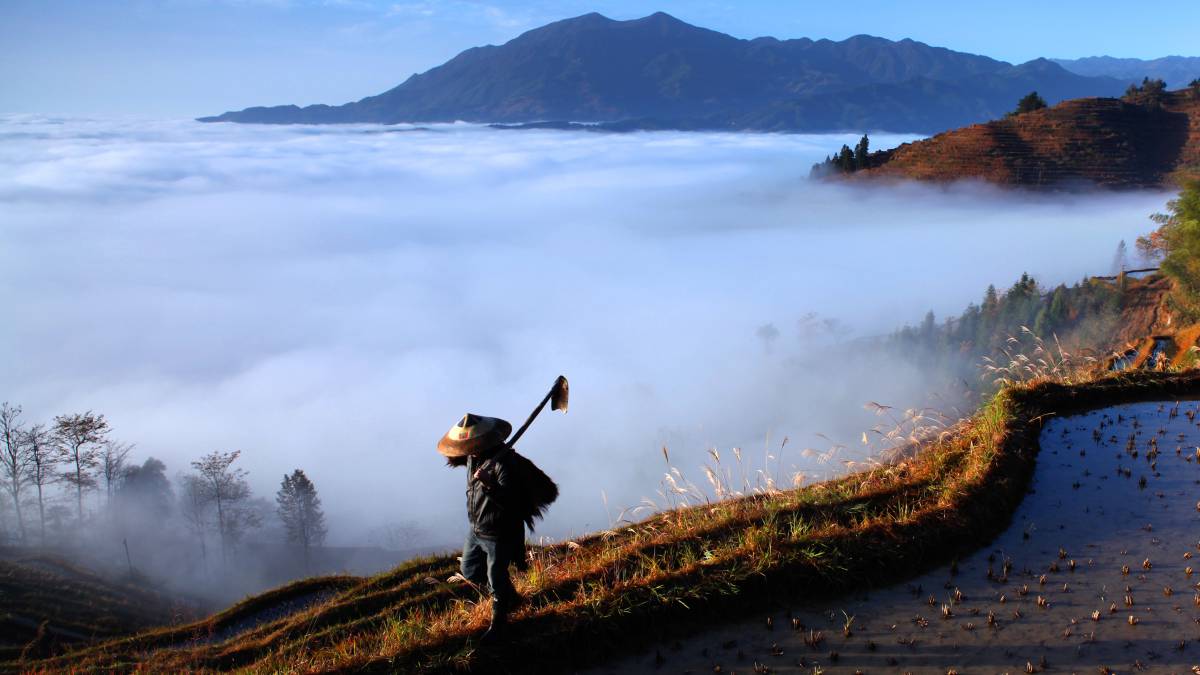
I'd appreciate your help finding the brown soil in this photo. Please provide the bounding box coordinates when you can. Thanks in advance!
[1096,272,1200,372]
[862,91,1200,188]
[1110,275,1174,348]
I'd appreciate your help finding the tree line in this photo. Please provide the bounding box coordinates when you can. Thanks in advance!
[1138,179,1200,320]
[888,252,1134,388]
[892,180,1200,383]
[1123,77,1169,105]
[810,134,872,177]
[0,405,327,574]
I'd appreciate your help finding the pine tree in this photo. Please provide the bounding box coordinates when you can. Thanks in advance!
[1032,305,1049,337]
[853,134,870,170]
[1142,77,1167,96]
[276,469,327,570]
[1011,91,1047,116]
[1127,78,1167,105]
[919,310,936,346]
[1047,285,1069,326]
[837,145,855,172]
[977,284,1000,351]
[1112,239,1129,274]
[1155,180,1200,319]
[981,285,999,316]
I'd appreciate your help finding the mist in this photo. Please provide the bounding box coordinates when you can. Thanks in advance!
[0,116,1168,592]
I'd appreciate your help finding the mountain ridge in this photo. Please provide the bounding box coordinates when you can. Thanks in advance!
[201,12,1127,133]
[1054,55,1200,87]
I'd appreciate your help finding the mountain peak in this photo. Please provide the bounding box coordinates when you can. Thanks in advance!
[200,12,1129,132]
[535,12,614,30]
[545,11,704,34]
[640,11,687,23]
[569,11,615,24]
[1012,58,1069,74]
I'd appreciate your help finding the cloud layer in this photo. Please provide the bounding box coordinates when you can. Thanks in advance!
[0,117,1169,545]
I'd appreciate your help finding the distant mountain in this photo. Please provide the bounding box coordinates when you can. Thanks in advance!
[858,89,1200,188]
[1054,56,1200,89]
[202,12,1128,133]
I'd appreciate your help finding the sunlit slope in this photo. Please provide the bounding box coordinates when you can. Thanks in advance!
[863,90,1200,187]
[14,370,1200,674]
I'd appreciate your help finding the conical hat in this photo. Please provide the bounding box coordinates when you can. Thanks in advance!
[437,414,512,458]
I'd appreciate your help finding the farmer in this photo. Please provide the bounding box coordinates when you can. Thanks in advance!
[439,413,551,643]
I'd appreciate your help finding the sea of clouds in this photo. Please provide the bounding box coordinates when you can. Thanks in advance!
[0,116,1172,547]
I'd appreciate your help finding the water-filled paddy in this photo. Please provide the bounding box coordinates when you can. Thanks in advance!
[593,400,1200,673]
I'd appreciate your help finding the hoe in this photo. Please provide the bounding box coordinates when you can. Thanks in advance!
[507,375,569,448]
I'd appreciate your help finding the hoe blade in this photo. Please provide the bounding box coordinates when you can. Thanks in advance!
[550,375,569,412]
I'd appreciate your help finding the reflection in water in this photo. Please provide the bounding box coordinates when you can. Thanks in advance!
[594,400,1200,674]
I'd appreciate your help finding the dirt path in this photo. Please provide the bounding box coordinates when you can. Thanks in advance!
[585,401,1200,674]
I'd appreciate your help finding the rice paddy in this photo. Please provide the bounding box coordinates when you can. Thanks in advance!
[11,370,1200,674]
[594,397,1200,673]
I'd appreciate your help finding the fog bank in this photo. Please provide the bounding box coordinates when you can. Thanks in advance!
[0,117,1167,553]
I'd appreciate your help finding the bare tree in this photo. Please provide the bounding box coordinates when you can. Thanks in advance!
[100,440,133,506]
[0,403,31,542]
[177,473,211,575]
[275,469,327,571]
[53,412,110,526]
[0,492,9,545]
[190,450,257,564]
[24,424,54,546]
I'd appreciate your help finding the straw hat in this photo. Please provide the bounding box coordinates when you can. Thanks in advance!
[437,413,512,458]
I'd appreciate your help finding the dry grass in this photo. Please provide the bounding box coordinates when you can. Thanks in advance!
[1169,324,1200,368]
[13,366,1200,674]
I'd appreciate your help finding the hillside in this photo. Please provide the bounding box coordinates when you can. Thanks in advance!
[859,90,1200,187]
[15,367,1200,674]
[199,13,1126,133]
[0,553,193,662]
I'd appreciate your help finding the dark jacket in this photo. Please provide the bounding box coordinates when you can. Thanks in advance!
[466,449,522,540]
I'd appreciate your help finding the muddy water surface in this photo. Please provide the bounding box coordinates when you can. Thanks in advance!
[586,401,1200,674]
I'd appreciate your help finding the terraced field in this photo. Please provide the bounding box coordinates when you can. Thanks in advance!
[0,555,192,662]
[13,371,1200,674]
[865,92,1200,188]
[596,398,1200,673]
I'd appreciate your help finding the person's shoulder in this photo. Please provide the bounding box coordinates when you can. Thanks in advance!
[496,449,530,471]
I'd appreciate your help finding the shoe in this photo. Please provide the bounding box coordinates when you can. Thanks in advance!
[478,622,503,644]
[478,602,508,644]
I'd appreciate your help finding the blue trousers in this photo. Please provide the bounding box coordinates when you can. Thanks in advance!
[461,530,520,609]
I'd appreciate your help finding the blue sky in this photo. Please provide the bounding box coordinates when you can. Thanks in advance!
[3,0,1199,116]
